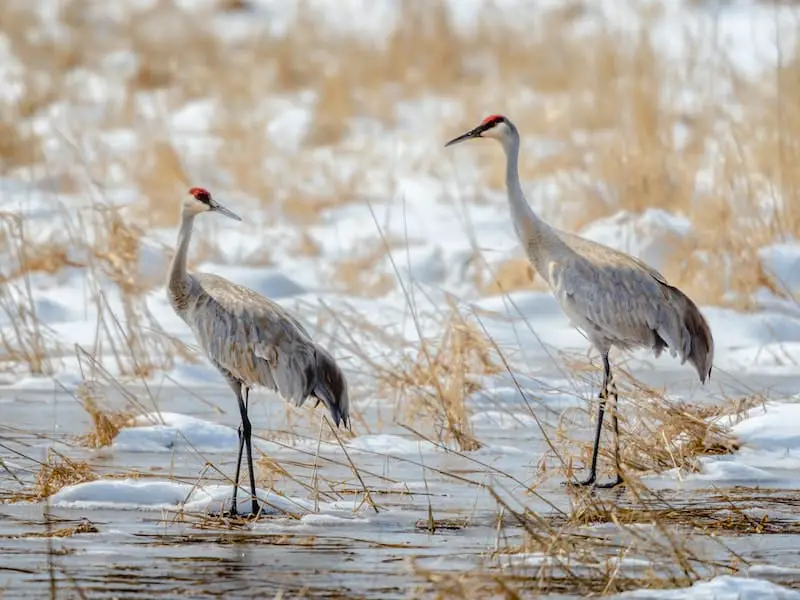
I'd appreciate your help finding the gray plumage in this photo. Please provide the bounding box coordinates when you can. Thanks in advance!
[167,187,349,517]
[538,230,713,383]
[446,115,713,488]
[173,272,348,420]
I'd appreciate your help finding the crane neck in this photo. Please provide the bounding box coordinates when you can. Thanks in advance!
[167,210,196,309]
[502,130,566,282]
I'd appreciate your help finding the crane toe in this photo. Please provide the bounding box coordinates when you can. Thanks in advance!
[563,475,625,490]
[222,501,267,520]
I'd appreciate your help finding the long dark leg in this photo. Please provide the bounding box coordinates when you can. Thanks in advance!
[574,353,611,486]
[230,424,244,515]
[235,386,260,517]
[594,371,624,489]
[230,387,248,516]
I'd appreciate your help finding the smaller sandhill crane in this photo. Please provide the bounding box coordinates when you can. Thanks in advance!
[445,115,714,489]
[168,187,349,517]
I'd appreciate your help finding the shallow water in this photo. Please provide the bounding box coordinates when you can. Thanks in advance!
[2,369,800,598]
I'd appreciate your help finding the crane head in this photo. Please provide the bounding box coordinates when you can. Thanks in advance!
[184,187,242,221]
[444,114,512,147]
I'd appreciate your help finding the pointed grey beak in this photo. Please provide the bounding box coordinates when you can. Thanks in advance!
[210,200,242,221]
[444,126,482,147]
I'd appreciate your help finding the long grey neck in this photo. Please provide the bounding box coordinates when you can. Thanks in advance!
[502,128,568,282]
[168,211,195,310]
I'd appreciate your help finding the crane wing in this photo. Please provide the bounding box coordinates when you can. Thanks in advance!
[189,273,317,406]
[557,258,687,358]
[186,272,350,425]
[194,273,313,339]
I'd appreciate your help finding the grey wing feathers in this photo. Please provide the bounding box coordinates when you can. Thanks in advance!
[659,282,714,383]
[311,345,350,428]
[194,273,313,339]
[560,256,714,383]
[185,273,350,427]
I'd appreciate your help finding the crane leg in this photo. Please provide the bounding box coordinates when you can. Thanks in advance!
[593,373,624,489]
[573,353,623,488]
[234,386,261,517]
[575,386,606,487]
[230,386,248,517]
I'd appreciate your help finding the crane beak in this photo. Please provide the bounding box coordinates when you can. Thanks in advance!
[444,126,482,147]
[211,200,243,222]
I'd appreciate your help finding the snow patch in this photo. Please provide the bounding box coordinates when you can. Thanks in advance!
[51,478,323,517]
[616,575,800,600]
[113,412,238,453]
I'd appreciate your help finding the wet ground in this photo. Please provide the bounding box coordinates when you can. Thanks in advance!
[2,368,800,599]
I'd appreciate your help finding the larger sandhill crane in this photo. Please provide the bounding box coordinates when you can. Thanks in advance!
[168,187,349,517]
[445,115,713,489]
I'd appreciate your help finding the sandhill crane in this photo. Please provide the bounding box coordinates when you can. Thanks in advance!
[168,187,349,517]
[445,115,713,489]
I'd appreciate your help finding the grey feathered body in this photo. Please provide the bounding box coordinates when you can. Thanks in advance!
[521,226,713,383]
[169,271,349,425]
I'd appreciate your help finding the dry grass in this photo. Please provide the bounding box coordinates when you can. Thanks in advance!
[552,359,754,484]
[567,493,800,535]
[0,0,797,326]
[474,256,539,296]
[0,3,798,593]
[0,215,56,374]
[1,242,82,282]
[19,450,99,502]
[129,140,190,228]
[333,240,397,297]
[451,477,798,598]
[74,382,134,448]
[21,518,100,538]
[364,303,502,451]
[617,395,745,476]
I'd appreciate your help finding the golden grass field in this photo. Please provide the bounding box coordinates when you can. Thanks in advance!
[1,0,799,306]
[2,0,800,597]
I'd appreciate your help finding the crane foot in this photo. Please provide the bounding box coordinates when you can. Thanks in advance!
[563,474,625,489]
[563,477,595,488]
[593,475,624,490]
[221,501,267,520]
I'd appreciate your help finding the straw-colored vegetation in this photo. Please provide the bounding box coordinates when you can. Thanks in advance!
[371,304,502,451]
[0,0,797,309]
[29,450,98,501]
[2,0,799,596]
[0,0,797,378]
[74,382,135,448]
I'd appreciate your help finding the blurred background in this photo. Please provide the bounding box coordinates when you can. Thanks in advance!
[1,0,800,376]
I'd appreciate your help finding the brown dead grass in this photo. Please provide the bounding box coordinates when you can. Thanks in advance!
[333,240,397,298]
[0,242,83,284]
[22,519,100,538]
[619,396,743,475]
[74,382,134,449]
[474,256,539,296]
[372,303,502,451]
[569,497,794,536]
[129,140,190,228]
[32,451,98,501]
[91,209,147,294]
[1,0,799,470]
[555,359,756,483]
[0,0,797,308]
[0,116,41,170]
